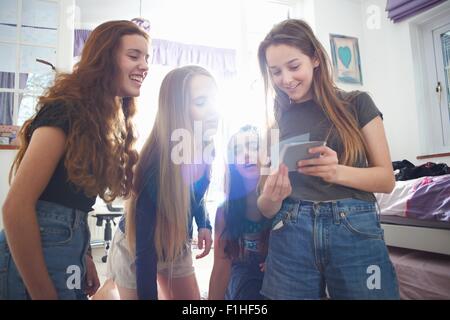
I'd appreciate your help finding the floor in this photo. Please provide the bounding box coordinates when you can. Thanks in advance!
[91,243,214,299]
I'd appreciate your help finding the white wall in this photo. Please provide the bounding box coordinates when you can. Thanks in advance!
[361,0,450,165]
[360,0,421,162]
[304,0,450,165]
[0,151,17,230]
[313,0,367,93]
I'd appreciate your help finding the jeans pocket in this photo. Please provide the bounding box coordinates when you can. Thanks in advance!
[340,210,384,239]
[271,202,296,234]
[39,219,73,246]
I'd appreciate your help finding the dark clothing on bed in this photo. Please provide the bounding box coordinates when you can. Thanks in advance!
[277,91,382,202]
[394,160,450,181]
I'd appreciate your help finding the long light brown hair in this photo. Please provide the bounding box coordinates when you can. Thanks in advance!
[126,65,214,263]
[258,19,367,166]
[9,20,149,202]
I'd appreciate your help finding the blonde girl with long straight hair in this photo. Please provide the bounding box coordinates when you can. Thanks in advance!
[0,20,149,300]
[105,65,219,300]
[256,19,399,299]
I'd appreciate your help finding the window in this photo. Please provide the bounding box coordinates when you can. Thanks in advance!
[421,12,450,153]
[433,25,450,148]
[0,0,59,127]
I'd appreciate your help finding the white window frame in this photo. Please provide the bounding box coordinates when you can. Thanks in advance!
[412,7,450,155]
[0,0,74,125]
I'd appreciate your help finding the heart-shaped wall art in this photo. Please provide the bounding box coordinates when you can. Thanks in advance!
[338,46,352,68]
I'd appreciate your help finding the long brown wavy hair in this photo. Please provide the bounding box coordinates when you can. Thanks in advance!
[126,66,215,263]
[258,19,367,166]
[10,20,149,202]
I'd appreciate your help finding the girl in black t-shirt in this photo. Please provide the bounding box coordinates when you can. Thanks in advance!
[0,20,150,299]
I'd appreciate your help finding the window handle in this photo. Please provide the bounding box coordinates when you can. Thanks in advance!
[435,81,441,93]
[436,81,442,107]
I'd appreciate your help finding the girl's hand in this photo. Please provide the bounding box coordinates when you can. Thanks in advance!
[84,254,100,298]
[196,228,213,259]
[297,146,340,183]
[261,164,292,203]
[259,262,266,273]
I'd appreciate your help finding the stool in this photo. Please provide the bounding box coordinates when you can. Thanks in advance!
[92,213,123,263]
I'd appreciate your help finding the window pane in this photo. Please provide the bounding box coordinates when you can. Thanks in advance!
[22,0,58,29]
[21,0,58,46]
[441,31,450,121]
[20,44,56,73]
[0,72,15,89]
[0,92,14,125]
[17,93,38,126]
[22,72,53,95]
[0,0,18,42]
[21,26,57,46]
[0,43,17,74]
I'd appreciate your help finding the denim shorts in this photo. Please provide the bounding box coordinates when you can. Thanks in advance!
[261,198,400,300]
[225,251,265,300]
[0,200,90,300]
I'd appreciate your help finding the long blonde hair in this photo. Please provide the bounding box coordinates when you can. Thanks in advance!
[126,65,214,262]
[258,19,367,166]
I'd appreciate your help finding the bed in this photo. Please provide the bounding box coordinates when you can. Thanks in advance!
[375,174,450,299]
[375,174,450,255]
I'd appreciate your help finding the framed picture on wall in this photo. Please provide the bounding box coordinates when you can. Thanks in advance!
[329,34,363,85]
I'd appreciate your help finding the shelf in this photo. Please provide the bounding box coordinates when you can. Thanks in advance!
[416,152,450,160]
[0,145,19,150]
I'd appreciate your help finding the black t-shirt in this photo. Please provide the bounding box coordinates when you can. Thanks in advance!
[28,103,96,212]
[277,91,382,202]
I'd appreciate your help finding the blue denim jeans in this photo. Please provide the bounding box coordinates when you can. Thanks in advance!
[261,198,400,300]
[225,250,265,300]
[0,200,90,300]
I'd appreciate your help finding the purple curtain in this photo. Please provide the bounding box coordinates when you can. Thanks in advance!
[151,39,236,78]
[386,0,447,23]
[74,29,237,78]
[74,29,92,57]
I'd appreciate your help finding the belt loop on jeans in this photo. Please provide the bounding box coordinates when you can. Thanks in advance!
[312,202,320,215]
[331,201,340,225]
[72,209,84,229]
[375,200,381,222]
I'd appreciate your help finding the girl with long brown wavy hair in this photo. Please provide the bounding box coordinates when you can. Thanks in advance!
[0,20,149,299]
[256,19,399,299]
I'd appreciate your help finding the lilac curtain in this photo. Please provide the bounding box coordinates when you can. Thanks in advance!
[151,39,237,78]
[74,29,237,78]
[386,0,447,23]
[74,29,92,57]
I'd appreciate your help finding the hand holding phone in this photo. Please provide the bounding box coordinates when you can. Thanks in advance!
[280,141,326,172]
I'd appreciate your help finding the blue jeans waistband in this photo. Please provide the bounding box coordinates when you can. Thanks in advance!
[35,200,88,229]
[284,198,376,214]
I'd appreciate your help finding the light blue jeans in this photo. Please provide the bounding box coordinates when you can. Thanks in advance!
[261,198,400,300]
[0,200,90,300]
